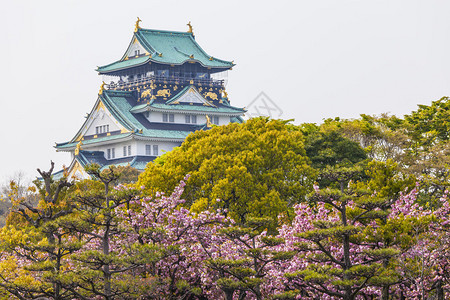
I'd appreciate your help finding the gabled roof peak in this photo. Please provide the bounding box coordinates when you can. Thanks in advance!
[137,27,193,37]
[97,23,234,74]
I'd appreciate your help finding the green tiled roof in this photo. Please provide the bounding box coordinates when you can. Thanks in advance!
[131,85,245,115]
[56,133,132,150]
[97,28,234,73]
[102,91,199,139]
[97,56,150,73]
[129,161,149,170]
[56,89,204,150]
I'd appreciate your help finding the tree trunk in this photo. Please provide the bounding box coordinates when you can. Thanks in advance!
[224,290,234,300]
[437,280,444,300]
[103,182,112,299]
[103,228,111,299]
[400,291,406,300]
[381,285,389,300]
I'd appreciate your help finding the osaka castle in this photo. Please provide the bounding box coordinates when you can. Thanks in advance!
[55,19,245,179]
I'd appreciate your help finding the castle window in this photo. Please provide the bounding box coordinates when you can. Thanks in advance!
[145,145,151,155]
[163,113,174,123]
[213,116,219,125]
[107,148,115,159]
[135,50,140,56]
[96,125,109,135]
[128,145,131,156]
[185,115,197,124]
[123,146,127,156]
[153,145,158,156]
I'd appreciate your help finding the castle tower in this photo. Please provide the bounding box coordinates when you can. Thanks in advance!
[55,20,245,179]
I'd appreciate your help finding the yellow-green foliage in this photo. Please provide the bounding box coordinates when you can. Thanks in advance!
[138,118,316,225]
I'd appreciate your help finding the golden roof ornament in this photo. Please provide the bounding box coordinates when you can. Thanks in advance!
[187,21,194,35]
[99,81,106,95]
[74,141,82,156]
[134,17,142,32]
[206,115,212,128]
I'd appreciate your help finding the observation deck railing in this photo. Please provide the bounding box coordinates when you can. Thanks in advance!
[106,75,224,90]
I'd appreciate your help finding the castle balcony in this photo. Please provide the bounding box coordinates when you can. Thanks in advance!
[105,74,225,91]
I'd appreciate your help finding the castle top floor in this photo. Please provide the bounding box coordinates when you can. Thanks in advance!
[97,20,234,90]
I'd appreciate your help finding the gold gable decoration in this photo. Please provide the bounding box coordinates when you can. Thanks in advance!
[187,21,194,35]
[134,17,142,32]
[74,141,82,156]
[206,115,212,128]
[99,81,106,95]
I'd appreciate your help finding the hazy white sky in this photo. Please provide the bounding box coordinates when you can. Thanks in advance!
[1,0,449,181]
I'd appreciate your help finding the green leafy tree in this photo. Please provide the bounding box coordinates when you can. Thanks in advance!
[0,162,78,300]
[278,170,400,300]
[138,118,316,227]
[304,130,367,169]
[404,96,450,150]
[357,159,416,199]
[205,217,295,300]
[110,165,140,184]
[62,164,148,299]
[317,114,409,162]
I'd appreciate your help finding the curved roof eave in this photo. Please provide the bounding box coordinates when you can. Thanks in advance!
[97,57,233,75]
[97,27,234,74]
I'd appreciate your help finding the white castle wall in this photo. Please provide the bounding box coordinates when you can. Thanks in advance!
[145,111,230,126]
[79,140,181,160]
[85,107,121,136]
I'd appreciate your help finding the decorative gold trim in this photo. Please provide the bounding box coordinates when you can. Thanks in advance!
[134,17,142,32]
[99,81,106,95]
[74,141,82,156]
[141,89,152,98]
[204,92,218,101]
[156,89,171,97]
[187,21,193,34]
